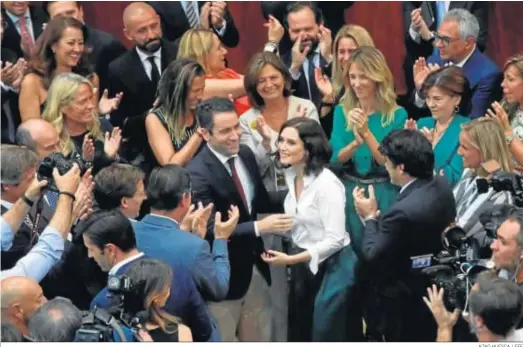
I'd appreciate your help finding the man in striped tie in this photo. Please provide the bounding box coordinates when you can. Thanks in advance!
[147,1,240,48]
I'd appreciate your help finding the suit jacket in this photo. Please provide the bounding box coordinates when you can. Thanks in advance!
[107,40,177,163]
[148,1,239,48]
[281,50,328,113]
[1,6,48,59]
[402,1,489,99]
[361,177,456,341]
[425,48,502,119]
[84,25,126,97]
[91,254,216,342]
[1,48,21,144]
[186,144,282,300]
[133,214,230,301]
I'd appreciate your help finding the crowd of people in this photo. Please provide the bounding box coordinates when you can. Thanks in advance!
[1,0,523,343]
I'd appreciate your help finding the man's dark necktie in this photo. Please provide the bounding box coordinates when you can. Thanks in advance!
[227,157,248,209]
[147,56,160,87]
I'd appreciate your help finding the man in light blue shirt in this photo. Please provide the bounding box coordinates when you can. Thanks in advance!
[1,164,81,282]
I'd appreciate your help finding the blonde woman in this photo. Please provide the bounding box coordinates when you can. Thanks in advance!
[314,24,375,136]
[454,118,513,236]
[123,259,193,342]
[42,73,121,174]
[330,46,407,253]
[486,54,523,168]
[177,28,250,115]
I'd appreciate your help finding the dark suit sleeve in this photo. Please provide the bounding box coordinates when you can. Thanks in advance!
[189,164,257,241]
[214,6,240,48]
[96,39,127,96]
[470,70,502,119]
[362,211,410,267]
[191,239,230,301]
[107,62,127,128]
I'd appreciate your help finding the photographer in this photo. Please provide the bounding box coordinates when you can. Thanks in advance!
[118,258,193,342]
[454,118,513,237]
[27,297,82,342]
[1,163,81,282]
[424,272,523,342]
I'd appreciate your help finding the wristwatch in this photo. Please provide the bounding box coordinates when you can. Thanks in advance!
[263,41,279,54]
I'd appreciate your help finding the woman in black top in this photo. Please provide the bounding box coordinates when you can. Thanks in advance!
[122,259,193,342]
[145,58,206,169]
[42,72,121,174]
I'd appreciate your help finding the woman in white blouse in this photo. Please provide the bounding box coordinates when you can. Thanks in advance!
[261,117,362,341]
[240,52,320,192]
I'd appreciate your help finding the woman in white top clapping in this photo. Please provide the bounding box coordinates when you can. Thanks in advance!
[261,117,362,342]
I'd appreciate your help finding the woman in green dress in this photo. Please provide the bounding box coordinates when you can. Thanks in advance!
[406,66,471,187]
[328,46,406,340]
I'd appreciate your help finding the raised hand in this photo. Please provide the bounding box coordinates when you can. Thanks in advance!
[82,134,95,162]
[314,67,333,97]
[295,104,308,118]
[214,205,240,239]
[209,1,227,28]
[352,185,379,219]
[423,285,460,330]
[350,108,369,136]
[413,57,430,92]
[420,126,434,143]
[104,127,122,159]
[98,89,123,115]
[487,101,511,133]
[25,177,49,202]
[410,8,432,40]
[264,14,284,43]
[290,33,309,75]
[318,25,333,63]
[199,2,211,29]
[256,115,272,141]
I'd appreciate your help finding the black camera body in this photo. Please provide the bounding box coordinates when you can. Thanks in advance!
[37,153,89,192]
[477,170,523,207]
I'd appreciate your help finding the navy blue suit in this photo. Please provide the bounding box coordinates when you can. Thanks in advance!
[90,254,217,342]
[425,48,502,119]
[133,214,230,301]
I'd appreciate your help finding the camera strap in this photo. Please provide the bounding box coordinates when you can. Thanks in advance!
[29,197,45,245]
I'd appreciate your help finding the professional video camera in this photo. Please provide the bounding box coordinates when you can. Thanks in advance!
[74,275,143,342]
[476,160,523,207]
[37,152,90,192]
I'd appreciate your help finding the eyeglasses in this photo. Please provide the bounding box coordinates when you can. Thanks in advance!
[432,32,461,47]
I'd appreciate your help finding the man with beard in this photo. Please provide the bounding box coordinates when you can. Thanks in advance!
[280,2,333,111]
[107,2,178,164]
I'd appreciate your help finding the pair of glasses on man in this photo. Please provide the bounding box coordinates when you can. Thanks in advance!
[431,32,461,47]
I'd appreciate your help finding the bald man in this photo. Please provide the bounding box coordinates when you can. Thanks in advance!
[15,119,60,160]
[107,2,178,165]
[1,277,47,336]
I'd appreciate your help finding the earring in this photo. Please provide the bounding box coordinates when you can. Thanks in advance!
[454,105,459,114]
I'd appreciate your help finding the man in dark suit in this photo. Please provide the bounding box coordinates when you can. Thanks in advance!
[353,129,456,341]
[107,2,177,164]
[1,2,47,59]
[186,97,292,341]
[262,1,352,56]
[133,164,235,302]
[279,2,332,112]
[148,1,239,48]
[80,210,217,342]
[42,1,127,97]
[410,8,501,119]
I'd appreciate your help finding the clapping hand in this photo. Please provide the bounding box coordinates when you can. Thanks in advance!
[104,127,122,159]
[350,108,369,136]
[419,126,434,143]
[180,202,214,239]
[264,14,284,43]
[256,115,272,141]
[295,104,308,118]
[318,25,333,63]
[98,89,123,115]
[72,169,95,222]
[405,119,418,130]
[410,8,432,41]
[82,134,95,162]
[314,67,333,98]
[210,1,227,28]
[352,185,379,219]
[290,34,309,74]
[486,101,511,133]
[214,205,240,240]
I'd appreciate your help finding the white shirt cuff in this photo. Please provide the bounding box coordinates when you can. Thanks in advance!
[409,26,422,43]
[289,68,301,81]
[213,18,227,36]
[308,247,320,275]
[254,222,260,237]
[415,91,426,108]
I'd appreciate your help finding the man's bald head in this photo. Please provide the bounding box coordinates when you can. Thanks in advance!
[16,119,60,160]
[1,277,47,334]
[122,2,162,53]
